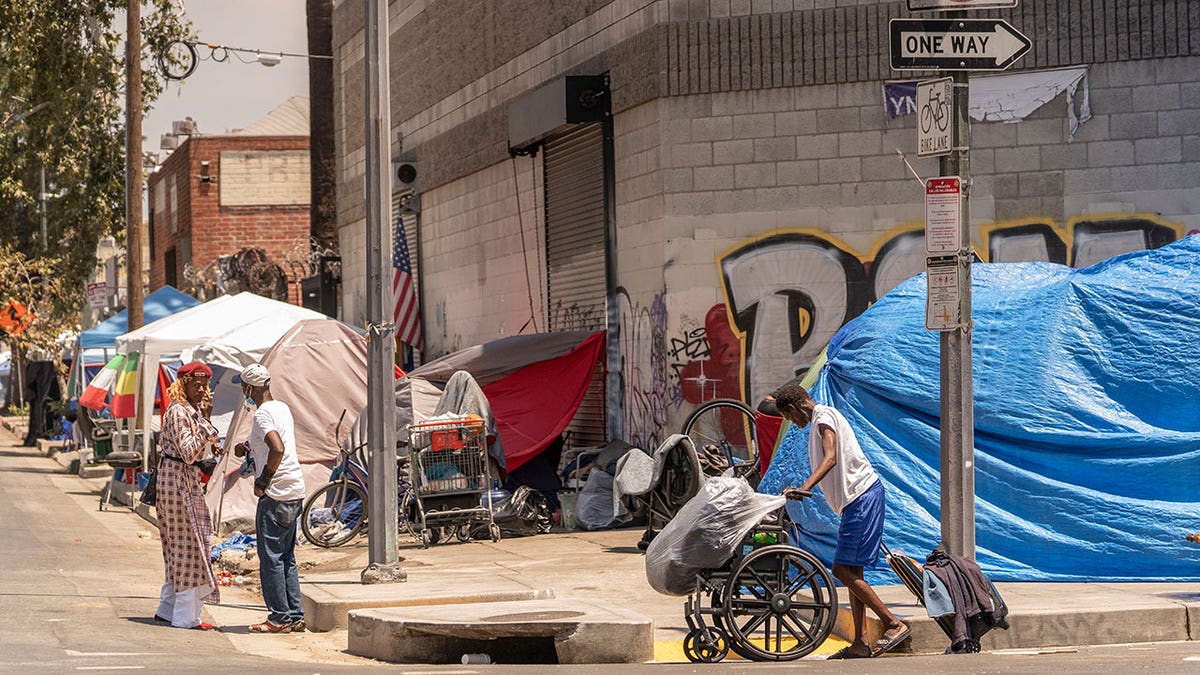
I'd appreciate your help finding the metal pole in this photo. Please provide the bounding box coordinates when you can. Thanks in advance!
[939,63,975,559]
[39,164,47,250]
[125,0,144,331]
[361,0,404,584]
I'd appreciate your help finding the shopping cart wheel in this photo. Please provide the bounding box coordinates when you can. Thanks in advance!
[420,528,442,548]
[683,627,729,663]
[489,523,501,543]
[455,524,472,543]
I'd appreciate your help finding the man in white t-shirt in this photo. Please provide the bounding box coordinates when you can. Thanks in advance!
[775,383,910,659]
[232,363,307,634]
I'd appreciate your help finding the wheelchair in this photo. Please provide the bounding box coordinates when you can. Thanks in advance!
[678,491,838,663]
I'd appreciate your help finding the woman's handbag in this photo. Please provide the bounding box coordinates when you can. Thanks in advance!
[139,470,158,506]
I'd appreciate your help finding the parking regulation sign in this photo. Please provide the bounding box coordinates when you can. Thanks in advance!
[925,176,962,255]
[926,257,962,331]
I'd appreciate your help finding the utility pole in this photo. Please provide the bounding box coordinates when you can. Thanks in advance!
[939,63,974,559]
[38,164,47,250]
[360,0,404,584]
[125,0,144,331]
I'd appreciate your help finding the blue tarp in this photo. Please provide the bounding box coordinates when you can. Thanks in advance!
[78,286,200,349]
[760,235,1200,582]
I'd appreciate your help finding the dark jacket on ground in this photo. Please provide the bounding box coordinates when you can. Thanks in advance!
[924,549,1009,645]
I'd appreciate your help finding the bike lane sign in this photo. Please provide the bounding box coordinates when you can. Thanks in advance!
[918,78,953,157]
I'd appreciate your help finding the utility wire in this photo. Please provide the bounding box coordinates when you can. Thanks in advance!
[185,39,333,61]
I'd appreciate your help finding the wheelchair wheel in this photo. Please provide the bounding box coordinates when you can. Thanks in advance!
[721,545,838,661]
[683,627,730,663]
[301,480,367,548]
[683,398,759,483]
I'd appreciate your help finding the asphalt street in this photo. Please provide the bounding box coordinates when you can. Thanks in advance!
[0,435,365,673]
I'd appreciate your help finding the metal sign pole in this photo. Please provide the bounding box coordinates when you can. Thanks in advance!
[939,63,976,560]
[361,0,405,584]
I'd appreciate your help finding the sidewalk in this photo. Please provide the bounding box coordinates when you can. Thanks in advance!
[295,526,1200,662]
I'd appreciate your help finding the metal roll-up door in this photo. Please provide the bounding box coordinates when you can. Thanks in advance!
[543,122,607,448]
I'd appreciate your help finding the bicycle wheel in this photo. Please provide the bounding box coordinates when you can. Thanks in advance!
[683,399,759,482]
[301,480,368,548]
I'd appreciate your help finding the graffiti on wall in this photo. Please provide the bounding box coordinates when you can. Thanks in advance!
[616,287,674,450]
[683,214,1184,408]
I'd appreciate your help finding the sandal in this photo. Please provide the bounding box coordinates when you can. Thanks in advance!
[153,614,170,624]
[290,620,307,632]
[827,646,876,659]
[249,620,293,634]
[191,622,216,631]
[874,624,912,654]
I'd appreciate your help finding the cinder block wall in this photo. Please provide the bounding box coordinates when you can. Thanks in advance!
[334,0,1200,443]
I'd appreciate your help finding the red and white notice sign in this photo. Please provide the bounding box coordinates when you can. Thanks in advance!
[86,282,107,310]
[925,176,961,255]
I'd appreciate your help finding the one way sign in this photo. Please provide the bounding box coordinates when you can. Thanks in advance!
[890,19,1031,71]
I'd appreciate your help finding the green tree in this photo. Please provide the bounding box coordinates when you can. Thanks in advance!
[0,1,189,351]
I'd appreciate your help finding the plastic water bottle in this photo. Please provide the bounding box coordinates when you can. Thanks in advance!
[482,479,510,508]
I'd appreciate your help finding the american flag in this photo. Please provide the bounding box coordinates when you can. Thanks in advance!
[392,212,422,348]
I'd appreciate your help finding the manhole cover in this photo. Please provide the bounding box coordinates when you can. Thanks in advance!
[480,610,585,622]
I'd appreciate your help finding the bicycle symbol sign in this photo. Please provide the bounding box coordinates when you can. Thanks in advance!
[917,77,953,157]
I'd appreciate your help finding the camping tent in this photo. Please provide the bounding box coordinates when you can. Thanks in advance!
[115,292,328,447]
[759,235,1200,582]
[396,331,605,473]
[206,319,374,532]
[72,286,200,402]
[79,285,200,349]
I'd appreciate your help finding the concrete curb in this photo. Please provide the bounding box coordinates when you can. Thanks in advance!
[347,598,655,664]
[301,574,556,632]
[837,581,1200,654]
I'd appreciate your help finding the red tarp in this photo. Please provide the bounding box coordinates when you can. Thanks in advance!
[481,332,604,472]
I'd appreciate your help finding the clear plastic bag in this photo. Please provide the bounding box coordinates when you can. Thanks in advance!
[645,476,785,596]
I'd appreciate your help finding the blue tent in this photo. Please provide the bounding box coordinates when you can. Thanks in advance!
[761,235,1200,582]
[78,286,200,349]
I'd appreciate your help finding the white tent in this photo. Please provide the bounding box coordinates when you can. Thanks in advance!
[116,292,328,455]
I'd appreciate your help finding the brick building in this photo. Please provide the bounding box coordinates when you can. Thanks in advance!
[333,0,1200,448]
[148,97,312,305]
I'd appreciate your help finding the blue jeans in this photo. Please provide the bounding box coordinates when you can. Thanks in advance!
[255,496,304,624]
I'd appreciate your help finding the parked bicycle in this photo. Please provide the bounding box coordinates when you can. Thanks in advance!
[300,410,422,548]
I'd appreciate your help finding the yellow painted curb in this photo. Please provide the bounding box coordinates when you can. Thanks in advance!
[654,635,850,663]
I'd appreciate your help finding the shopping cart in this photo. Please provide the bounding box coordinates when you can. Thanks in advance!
[407,416,499,547]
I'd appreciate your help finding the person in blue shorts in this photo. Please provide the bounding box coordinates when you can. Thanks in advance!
[775,383,910,659]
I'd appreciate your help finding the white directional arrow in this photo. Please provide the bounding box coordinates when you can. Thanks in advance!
[890,19,1032,71]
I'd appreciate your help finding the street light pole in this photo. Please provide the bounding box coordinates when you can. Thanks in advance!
[939,24,975,559]
[360,0,404,584]
[125,0,144,331]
